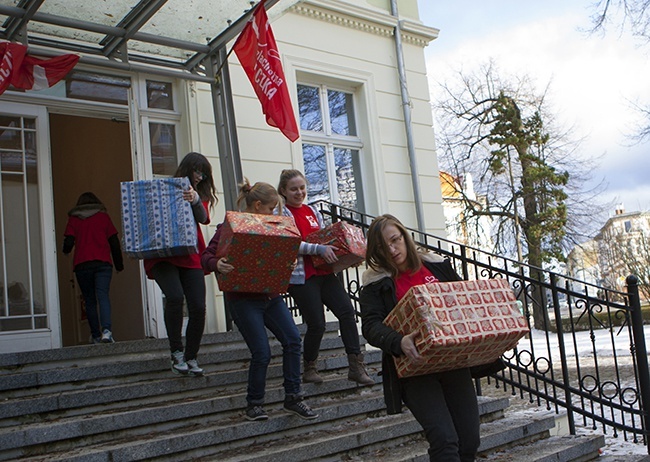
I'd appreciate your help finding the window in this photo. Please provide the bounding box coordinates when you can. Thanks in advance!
[297,83,364,212]
[624,220,632,233]
[141,79,180,177]
[0,115,47,332]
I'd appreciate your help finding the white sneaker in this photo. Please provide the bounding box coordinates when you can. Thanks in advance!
[171,350,189,375]
[186,358,204,376]
[101,329,114,343]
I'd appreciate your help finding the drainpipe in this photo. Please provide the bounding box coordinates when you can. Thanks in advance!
[390,0,425,232]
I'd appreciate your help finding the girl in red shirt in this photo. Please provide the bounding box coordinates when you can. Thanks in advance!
[63,192,124,344]
[144,152,217,376]
[278,169,373,385]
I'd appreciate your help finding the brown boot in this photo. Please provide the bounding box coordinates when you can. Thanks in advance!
[303,359,323,383]
[347,353,374,385]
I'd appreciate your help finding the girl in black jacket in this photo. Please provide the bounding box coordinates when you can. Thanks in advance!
[359,214,480,462]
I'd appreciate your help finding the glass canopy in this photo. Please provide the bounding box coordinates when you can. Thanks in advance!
[0,0,298,81]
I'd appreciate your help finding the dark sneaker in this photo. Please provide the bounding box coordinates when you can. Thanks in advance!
[171,350,189,375]
[283,398,318,420]
[89,335,101,345]
[101,329,115,343]
[186,358,204,376]
[245,405,268,421]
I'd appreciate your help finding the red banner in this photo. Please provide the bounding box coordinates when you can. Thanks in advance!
[0,42,27,95]
[0,42,79,95]
[233,0,300,142]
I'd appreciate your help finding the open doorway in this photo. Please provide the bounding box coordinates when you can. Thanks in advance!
[50,113,145,346]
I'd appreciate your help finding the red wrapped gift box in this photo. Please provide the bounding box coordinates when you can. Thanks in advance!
[306,221,366,273]
[384,279,528,378]
[215,211,301,293]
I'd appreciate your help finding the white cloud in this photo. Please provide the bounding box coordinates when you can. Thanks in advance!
[425,11,650,213]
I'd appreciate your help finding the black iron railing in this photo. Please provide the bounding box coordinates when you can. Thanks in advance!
[311,201,650,451]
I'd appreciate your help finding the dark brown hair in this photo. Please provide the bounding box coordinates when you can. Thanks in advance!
[175,152,218,209]
[365,214,422,277]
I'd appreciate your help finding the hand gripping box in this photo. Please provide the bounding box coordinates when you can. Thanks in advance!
[120,178,197,259]
[306,221,366,273]
[384,279,528,378]
[215,211,301,293]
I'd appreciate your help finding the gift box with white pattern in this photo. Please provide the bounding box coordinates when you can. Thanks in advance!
[384,278,528,378]
[120,178,197,259]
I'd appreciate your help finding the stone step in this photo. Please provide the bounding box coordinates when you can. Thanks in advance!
[0,321,610,462]
[481,433,606,461]
[9,394,509,462]
[0,347,382,426]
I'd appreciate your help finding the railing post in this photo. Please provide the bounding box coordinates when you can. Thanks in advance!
[550,272,575,434]
[626,274,650,452]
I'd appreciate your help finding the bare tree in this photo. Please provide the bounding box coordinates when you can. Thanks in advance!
[589,0,650,39]
[434,61,608,328]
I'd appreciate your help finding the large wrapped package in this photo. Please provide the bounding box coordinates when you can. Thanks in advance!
[215,211,301,293]
[306,221,366,273]
[384,279,528,378]
[120,178,197,259]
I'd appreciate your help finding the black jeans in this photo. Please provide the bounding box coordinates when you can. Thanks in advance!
[288,273,360,362]
[401,368,480,462]
[151,262,206,360]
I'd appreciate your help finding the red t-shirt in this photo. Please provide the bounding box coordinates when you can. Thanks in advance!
[143,200,210,278]
[394,265,439,301]
[64,212,118,268]
[287,204,330,280]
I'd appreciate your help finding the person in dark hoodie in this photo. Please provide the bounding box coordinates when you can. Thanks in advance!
[63,192,124,344]
[359,214,481,462]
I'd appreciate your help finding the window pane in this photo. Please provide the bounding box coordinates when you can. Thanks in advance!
[302,144,329,202]
[0,128,23,151]
[0,116,21,128]
[328,90,356,136]
[334,147,362,211]
[2,172,33,328]
[149,123,178,176]
[147,80,174,110]
[66,71,130,105]
[298,84,323,132]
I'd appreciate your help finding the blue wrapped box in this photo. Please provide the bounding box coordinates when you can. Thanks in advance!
[120,178,197,259]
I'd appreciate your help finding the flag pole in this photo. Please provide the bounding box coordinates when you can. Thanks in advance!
[213,0,265,82]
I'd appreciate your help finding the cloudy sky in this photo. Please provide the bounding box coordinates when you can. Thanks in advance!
[417,0,650,215]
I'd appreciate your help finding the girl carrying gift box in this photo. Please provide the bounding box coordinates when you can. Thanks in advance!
[144,152,217,377]
[277,169,373,385]
[201,179,318,422]
[359,214,479,462]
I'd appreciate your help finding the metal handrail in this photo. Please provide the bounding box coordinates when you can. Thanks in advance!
[311,200,650,451]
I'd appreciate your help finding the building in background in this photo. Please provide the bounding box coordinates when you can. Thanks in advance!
[439,171,493,251]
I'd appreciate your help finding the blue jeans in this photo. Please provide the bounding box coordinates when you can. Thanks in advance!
[75,265,113,339]
[228,296,302,405]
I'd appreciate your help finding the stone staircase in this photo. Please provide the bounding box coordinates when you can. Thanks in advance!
[0,322,624,461]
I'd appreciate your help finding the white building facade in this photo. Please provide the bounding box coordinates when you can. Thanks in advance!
[0,0,448,353]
